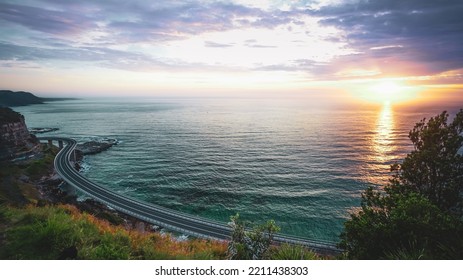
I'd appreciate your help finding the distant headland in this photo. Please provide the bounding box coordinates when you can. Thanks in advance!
[0,90,76,107]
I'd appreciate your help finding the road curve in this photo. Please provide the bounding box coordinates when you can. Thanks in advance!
[39,137,341,255]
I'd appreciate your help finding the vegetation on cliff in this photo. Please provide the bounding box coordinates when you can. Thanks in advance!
[0,145,57,206]
[0,107,23,124]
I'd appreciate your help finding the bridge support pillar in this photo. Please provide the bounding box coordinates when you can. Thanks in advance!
[48,139,53,147]
[58,140,63,149]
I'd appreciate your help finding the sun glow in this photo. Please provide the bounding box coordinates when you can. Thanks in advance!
[373,81,401,94]
[351,79,421,104]
[371,80,405,103]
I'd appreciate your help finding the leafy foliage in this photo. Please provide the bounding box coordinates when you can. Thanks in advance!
[227,214,280,260]
[392,110,463,214]
[340,191,463,259]
[227,214,322,260]
[339,109,463,259]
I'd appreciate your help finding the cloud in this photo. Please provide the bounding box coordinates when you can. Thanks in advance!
[1,0,462,83]
[0,41,168,71]
[102,1,297,43]
[0,2,97,36]
[312,0,463,76]
[204,41,235,48]
[0,1,299,67]
[0,0,310,75]
[244,39,277,48]
[253,59,325,73]
[0,1,300,43]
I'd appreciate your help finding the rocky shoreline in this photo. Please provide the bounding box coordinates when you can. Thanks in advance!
[76,138,118,155]
[29,127,59,134]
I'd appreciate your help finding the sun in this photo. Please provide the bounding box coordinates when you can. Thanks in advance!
[373,81,402,94]
[371,81,403,103]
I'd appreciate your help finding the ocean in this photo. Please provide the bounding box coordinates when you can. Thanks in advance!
[13,97,462,242]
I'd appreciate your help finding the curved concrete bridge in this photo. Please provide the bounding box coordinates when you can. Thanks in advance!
[39,137,341,255]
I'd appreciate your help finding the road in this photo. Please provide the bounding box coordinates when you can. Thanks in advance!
[39,137,341,255]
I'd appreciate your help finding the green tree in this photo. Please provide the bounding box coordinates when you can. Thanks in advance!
[339,109,463,259]
[391,110,463,214]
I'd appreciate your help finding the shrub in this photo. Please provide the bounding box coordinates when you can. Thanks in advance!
[227,214,280,260]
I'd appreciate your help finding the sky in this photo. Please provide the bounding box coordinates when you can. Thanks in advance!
[0,0,462,102]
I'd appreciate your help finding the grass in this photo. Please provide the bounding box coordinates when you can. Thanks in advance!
[268,243,323,260]
[0,205,228,260]
[0,204,325,260]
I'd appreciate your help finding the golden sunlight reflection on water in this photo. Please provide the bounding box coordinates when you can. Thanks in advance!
[374,102,395,156]
[367,102,398,185]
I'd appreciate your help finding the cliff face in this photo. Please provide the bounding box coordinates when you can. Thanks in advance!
[0,108,39,160]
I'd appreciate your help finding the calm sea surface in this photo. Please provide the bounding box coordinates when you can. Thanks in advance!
[13,97,462,242]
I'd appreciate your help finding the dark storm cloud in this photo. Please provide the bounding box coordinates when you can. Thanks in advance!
[312,0,463,75]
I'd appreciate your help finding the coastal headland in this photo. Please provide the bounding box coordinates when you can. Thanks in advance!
[0,90,76,107]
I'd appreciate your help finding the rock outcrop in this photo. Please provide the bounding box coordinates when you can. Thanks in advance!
[0,107,39,160]
[76,139,118,155]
